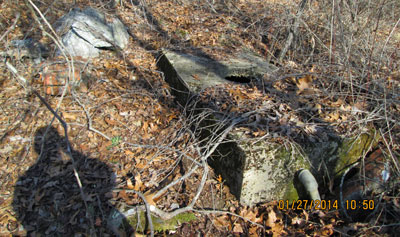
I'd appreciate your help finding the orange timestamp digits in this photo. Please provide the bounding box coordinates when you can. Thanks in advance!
[278,199,339,210]
[345,199,375,210]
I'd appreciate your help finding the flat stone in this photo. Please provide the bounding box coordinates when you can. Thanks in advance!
[157,49,277,104]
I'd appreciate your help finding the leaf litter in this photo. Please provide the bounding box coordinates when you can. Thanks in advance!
[0,0,400,236]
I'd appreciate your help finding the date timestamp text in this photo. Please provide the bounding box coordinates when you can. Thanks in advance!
[278,199,338,210]
[278,199,375,210]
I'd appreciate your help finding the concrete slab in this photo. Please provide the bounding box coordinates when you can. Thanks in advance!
[157,49,277,104]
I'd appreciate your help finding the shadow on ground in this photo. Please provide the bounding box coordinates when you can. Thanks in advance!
[12,126,133,236]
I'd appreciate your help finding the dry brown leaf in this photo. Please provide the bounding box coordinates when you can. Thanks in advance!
[340,104,353,112]
[233,223,243,233]
[314,103,322,114]
[242,209,262,223]
[291,216,306,228]
[95,217,102,227]
[104,116,117,125]
[134,173,143,191]
[286,60,299,68]
[191,74,201,80]
[303,209,309,221]
[353,100,367,111]
[216,174,223,183]
[319,224,334,235]
[249,226,259,237]
[166,113,177,123]
[99,141,112,152]
[253,130,266,137]
[271,223,284,237]
[229,107,239,112]
[296,75,313,94]
[393,197,400,208]
[149,122,158,132]
[340,114,348,121]
[326,112,340,122]
[266,209,277,227]
[135,160,148,169]
[117,190,129,201]
[142,121,149,132]
[62,112,78,121]
[126,178,135,190]
[142,132,151,140]
[143,191,157,206]
[124,150,134,156]
[331,98,345,107]
[213,215,230,229]
[79,143,89,151]
[134,234,147,237]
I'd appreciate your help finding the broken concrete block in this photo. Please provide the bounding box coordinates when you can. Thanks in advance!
[211,128,310,205]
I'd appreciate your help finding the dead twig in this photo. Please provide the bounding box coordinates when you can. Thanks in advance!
[72,92,111,140]
[278,0,308,63]
[123,118,241,222]
[0,12,20,43]
[4,60,28,87]
[32,90,96,235]
[194,209,264,229]
[121,190,154,237]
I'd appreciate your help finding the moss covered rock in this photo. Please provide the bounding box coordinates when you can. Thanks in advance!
[334,130,380,177]
[305,129,380,180]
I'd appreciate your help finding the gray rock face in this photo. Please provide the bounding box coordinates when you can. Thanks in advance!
[55,8,129,58]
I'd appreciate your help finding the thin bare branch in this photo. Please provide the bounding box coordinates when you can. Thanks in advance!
[0,12,20,43]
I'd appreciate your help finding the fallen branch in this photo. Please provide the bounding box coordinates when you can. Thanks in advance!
[122,117,241,222]
[0,12,20,43]
[278,0,308,63]
[194,209,264,229]
[121,190,154,237]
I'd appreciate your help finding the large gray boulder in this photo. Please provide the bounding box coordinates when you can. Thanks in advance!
[55,8,129,58]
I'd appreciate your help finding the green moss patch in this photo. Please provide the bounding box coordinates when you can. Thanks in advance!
[126,211,197,233]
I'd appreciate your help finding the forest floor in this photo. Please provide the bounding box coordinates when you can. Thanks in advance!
[0,0,399,236]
